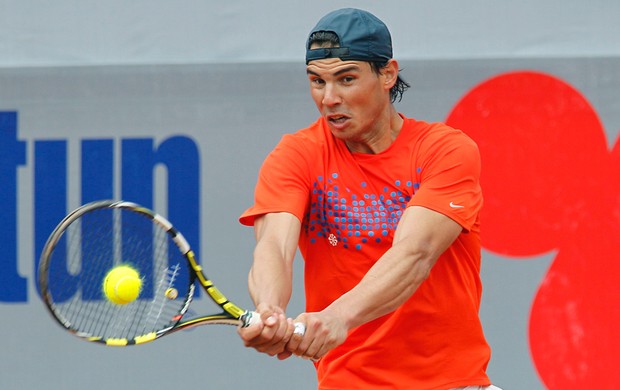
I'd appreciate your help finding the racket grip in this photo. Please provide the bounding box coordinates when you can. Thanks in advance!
[240,310,261,327]
[293,322,306,336]
[240,311,306,337]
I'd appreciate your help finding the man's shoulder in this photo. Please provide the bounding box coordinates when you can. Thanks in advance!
[403,116,458,135]
[280,118,330,148]
[404,117,476,147]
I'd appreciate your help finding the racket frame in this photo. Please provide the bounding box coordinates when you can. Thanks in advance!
[39,200,257,346]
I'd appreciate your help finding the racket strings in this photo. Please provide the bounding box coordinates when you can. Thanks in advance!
[45,206,192,342]
[140,231,189,334]
[143,262,182,330]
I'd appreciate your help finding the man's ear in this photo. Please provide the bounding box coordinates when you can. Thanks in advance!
[383,59,400,89]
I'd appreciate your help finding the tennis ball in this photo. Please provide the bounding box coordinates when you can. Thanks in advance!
[103,265,142,305]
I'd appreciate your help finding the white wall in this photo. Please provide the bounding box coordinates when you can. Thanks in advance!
[2,0,620,68]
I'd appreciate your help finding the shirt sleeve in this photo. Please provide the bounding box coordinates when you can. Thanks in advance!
[239,134,312,226]
[408,128,482,232]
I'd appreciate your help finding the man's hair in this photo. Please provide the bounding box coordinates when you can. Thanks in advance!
[308,31,410,103]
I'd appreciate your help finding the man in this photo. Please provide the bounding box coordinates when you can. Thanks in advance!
[239,8,499,390]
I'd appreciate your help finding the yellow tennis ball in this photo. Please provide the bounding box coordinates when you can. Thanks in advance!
[103,265,142,305]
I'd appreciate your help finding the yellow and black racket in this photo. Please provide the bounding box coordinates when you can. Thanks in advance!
[38,200,299,346]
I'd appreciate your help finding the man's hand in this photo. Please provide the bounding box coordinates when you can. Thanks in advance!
[285,310,349,361]
[238,303,296,358]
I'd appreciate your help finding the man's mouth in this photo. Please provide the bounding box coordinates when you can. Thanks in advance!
[327,114,349,124]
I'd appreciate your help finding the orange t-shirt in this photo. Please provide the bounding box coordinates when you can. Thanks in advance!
[240,116,491,389]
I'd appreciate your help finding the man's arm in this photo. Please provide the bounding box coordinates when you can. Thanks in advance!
[238,212,301,358]
[287,205,463,360]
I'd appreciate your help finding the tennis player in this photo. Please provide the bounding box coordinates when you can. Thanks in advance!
[239,8,500,389]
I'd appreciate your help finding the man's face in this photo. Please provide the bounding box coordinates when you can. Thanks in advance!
[306,56,393,148]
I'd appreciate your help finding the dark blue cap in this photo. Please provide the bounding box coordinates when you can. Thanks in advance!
[306,8,393,64]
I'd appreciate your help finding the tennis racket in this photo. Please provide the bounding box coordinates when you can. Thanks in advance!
[38,200,305,346]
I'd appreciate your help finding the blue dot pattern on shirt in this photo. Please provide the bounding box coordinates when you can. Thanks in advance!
[305,172,417,250]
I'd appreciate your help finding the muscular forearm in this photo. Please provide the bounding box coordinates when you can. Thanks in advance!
[324,206,462,331]
[249,240,294,310]
[239,213,302,358]
[324,242,435,329]
[248,212,301,310]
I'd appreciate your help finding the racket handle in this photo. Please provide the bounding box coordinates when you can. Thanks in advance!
[293,322,306,336]
[240,311,307,337]
[240,311,261,327]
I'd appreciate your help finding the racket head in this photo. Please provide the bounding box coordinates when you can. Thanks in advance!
[38,200,198,345]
